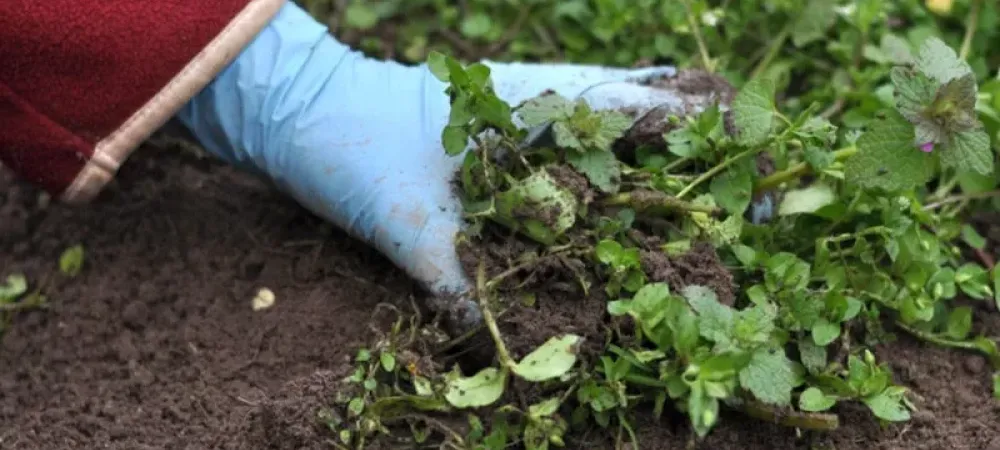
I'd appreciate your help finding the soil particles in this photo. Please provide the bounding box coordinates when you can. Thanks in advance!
[2,141,1000,450]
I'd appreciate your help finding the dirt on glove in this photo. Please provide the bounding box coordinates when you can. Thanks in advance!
[1,139,999,450]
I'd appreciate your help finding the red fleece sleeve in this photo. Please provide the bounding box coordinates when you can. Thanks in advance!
[0,0,283,201]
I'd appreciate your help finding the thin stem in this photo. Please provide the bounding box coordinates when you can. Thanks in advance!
[895,321,1000,369]
[924,189,1000,210]
[681,0,714,72]
[959,0,982,61]
[664,156,692,173]
[731,398,840,431]
[750,25,791,80]
[475,262,516,369]
[754,145,857,193]
[678,147,760,198]
[603,190,722,215]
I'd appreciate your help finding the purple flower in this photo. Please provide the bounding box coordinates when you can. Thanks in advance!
[919,141,934,153]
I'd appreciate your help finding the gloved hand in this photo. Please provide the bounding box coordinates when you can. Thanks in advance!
[175,2,705,331]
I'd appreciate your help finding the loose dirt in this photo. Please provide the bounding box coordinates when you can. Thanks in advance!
[2,141,999,450]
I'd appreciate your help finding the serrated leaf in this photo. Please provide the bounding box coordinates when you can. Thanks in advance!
[739,349,797,405]
[916,37,972,83]
[891,67,938,126]
[513,334,583,381]
[944,129,994,176]
[518,94,574,128]
[881,34,915,65]
[567,148,620,193]
[591,110,634,149]
[778,183,836,216]
[791,0,837,47]
[732,77,777,146]
[445,367,507,408]
[845,111,937,192]
[799,387,837,412]
[684,285,734,346]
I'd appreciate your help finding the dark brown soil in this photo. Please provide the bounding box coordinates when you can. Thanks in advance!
[2,140,999,450]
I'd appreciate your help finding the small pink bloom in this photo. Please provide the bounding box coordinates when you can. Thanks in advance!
[919,142,934,153]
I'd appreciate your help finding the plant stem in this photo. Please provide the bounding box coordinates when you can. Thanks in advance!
[959,0,982,61]
[476,262,516,369]
[754,145,857,193]
[677,147,760,199]
[731,399,840,431]
[681,0,714,72]
[923,189,1000,210]
[895,321,1000,369]
[603,190,722,215]
[750,25,791,80]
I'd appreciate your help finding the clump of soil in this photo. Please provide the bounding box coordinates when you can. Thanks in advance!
[621,69,738,149]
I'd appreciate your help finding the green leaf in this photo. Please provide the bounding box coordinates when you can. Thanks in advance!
[915,36,972,83]
[442,126,469,156]
[731,76,777,147]
[518,94,574,128]
[739,349,797,406]
[799,387,837,412]
[59,244,84,277]
[460,13,492,38]
[0,274,28,302]
[862,388,911,422]
[733,303,777,347]
[445,367,507,408]
[811,319,841,346]
[791,0,837,47]
[344,3,379,30]
[844,110,937,192]
[513,334,583,381]
[710,159,754,215]
[778,183,837,216]
[380,352,396,372]
[945,306,973,340]
[427,51,450,82]
[891,67,939,130]
[591,111,634,150]
[881,34,915,65]
[684,285,734,346]
[962,225,987,250]
[944,129,994,176]
[567,148,620,193]
[798,339,828,374]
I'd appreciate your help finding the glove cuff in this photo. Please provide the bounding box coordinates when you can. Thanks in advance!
[0,0,285,203]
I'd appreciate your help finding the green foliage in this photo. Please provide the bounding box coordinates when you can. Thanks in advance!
[310,0,1000,447]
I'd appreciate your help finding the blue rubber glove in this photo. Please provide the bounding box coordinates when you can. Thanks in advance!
[175,2,705,330]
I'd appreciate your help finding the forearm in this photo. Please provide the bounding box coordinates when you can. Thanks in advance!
[0,0,285,203]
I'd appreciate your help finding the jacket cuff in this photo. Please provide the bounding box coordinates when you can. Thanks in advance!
[0,0,287,204]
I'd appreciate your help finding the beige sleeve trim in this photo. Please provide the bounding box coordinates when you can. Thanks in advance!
[59,0,287,204]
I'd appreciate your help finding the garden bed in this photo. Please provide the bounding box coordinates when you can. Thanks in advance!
[1,136,998,450]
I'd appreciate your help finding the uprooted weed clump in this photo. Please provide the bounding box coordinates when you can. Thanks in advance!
[315,37,1000,449]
